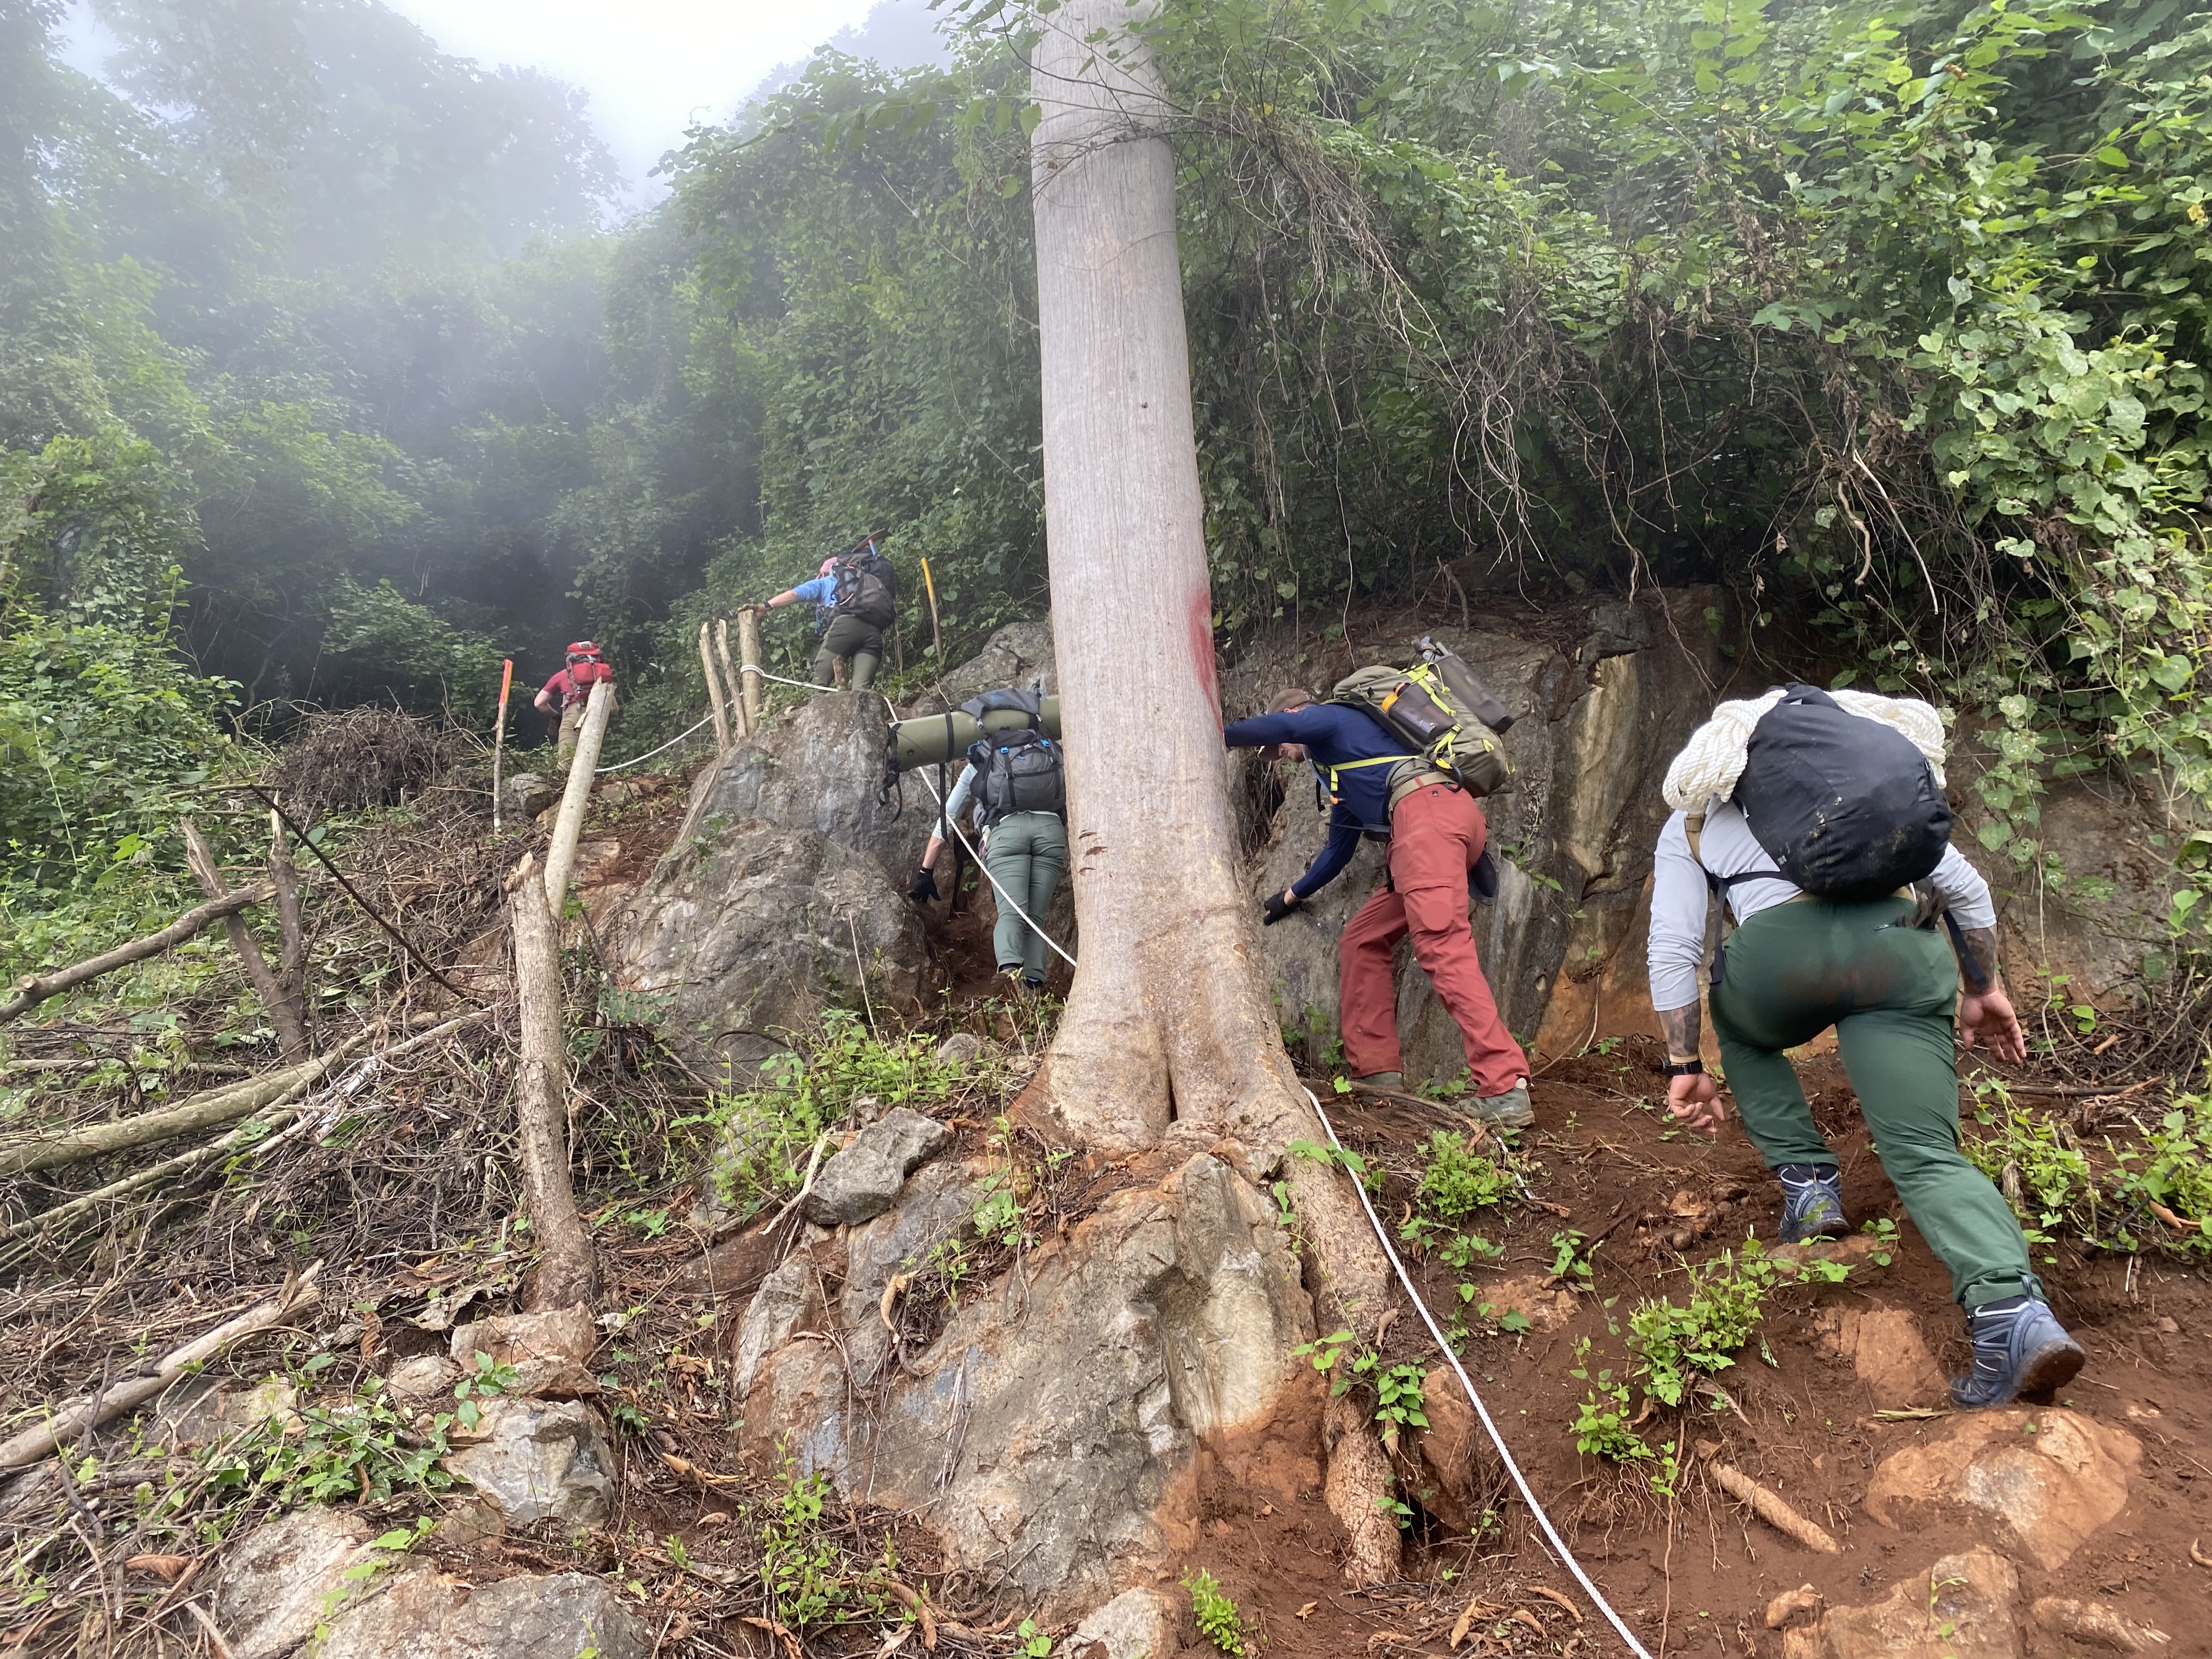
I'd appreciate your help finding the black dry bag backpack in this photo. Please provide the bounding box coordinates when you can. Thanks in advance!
[831,544,898,630]
[1735,684,1953,901]
[969,727,1065,825]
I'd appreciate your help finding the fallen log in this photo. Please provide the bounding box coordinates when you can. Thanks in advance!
[2,1020,473,1242]
[1708,1462,1841,1554]
[0,885,273,1025]
[0,1263,323,1470]
[0,1043,361,1178]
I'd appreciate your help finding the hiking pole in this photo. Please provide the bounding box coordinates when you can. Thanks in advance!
[492,658,513,833]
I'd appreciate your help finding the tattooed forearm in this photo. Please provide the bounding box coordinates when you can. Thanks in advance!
[1957,926,2002,990]
[1658,1003,1702,1060]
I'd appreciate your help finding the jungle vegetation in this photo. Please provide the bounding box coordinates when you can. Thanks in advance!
[2,0,2205,955]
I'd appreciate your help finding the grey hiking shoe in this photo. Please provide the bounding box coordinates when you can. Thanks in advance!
[1346,1072,1405,1098]
[1777,1163,1847,1243]
[1951,1295,2086,1408]
[1462,1081,1533,1129]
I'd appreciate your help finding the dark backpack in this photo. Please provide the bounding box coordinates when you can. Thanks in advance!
[968,726,1065,825]
[830,545,897,629]
[1727,684,1954,901]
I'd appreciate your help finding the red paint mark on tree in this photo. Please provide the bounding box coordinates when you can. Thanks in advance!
[1188,588,1221,721]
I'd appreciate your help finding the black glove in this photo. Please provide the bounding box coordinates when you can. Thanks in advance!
[908,866,939,903]
[1262,890,1297,926]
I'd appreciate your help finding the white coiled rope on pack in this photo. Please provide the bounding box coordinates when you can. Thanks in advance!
[1661,686,1948,812]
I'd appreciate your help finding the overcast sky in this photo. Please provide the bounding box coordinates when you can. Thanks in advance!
[62,0,944,198]
[381,0,886,183]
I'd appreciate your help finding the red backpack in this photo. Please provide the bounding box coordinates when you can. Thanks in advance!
[563,642,612,703]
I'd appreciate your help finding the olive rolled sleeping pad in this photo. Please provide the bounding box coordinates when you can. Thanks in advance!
[891,697,1061,772]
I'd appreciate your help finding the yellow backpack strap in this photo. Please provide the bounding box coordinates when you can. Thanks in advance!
[1685,810,1706,866]
[1323,753,1415,800]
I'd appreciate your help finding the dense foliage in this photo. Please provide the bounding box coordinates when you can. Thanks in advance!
[3,0,2205,950]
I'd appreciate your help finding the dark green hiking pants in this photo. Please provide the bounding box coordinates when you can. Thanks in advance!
[812,614,883,690]
[984,811,1066,981]
[1712,896,2036,1308]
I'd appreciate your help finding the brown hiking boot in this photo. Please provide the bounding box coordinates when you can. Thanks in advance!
[1459,1081,1534,1129]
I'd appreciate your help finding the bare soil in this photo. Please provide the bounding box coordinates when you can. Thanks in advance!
[1160,1041,2212,1658]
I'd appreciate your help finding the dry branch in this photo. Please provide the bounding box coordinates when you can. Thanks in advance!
[0,1263,323,1470]
[183,818,308,1059]
[269,810,313,1049]
[1709,1462,1841,1553]
[509,856,597,1311]
[0,1046,357,1177]
[0,885,272,1024]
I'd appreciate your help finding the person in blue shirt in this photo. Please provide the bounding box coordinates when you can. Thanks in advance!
[1225,686,1531,1127]
[764,557,882,690]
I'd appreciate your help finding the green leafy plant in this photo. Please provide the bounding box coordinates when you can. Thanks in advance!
[1567,1342,1651,1464]
[1416,1131,1511,1221]
[1548,1229,1597,1287]
[257,1380,455,1507]
[1182,1568,1247,1657]
[1015,1616,1053,1657]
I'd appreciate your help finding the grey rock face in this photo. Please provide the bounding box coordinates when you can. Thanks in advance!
[612,694,928,1071]
[745,1152,1318,1615]
[315,1567,651,1659]
[801,1107,953,1227]
[918,618,1056,713]
[837,1158,986,1380]
[215,1507,377,1659]
[441,1398,613,1530]
[733,1254,819,1396]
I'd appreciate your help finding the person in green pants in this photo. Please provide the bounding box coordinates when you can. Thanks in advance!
[1646,798,2087,1409]
[908,723,1067,989]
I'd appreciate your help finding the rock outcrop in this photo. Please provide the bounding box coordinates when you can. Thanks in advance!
[1782,1545,2019,1659]
[614,692,930,1075]
[1862,1407,2140,1571]
[738,1150,1322,1616]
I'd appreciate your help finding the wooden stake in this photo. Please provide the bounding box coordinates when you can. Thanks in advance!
[921,557,943,664]
[268,810,312,1048]
[737,606,764,730]
[541,678,616,909]
[699,622,732,754]
[492,657,513,832]
[509,856,597,1312]
[183,819,308,1059]
[715,617,746,740]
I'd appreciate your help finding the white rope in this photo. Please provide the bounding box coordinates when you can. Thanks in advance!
[1302,1084,1656,1659]
[742,664,835,691]
[1662,686,1948,811]
[909,759,1078,970]
[595,711,716,775]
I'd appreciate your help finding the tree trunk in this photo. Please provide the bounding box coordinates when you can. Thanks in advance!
[509,856,598,1313]
[541,678,616,909]
[1030,1,1400,1581]
[1028,0,1304,1158]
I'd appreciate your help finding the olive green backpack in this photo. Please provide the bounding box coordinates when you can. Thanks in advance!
[1330,638,1515,805]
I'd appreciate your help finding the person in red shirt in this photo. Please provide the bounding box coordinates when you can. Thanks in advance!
[533,642,618,761]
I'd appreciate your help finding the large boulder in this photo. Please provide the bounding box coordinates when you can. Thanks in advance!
[613,692,930,1073]
[801,1106,954,1227]
[740,1150,1322,1616]
[917,618,1057,712]
[1237,594,1725,1084]
[315,1567,650,1659]
[441,1397,615,1530]
[1863,1406,2139,1570]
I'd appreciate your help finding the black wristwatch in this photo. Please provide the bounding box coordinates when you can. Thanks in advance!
[1661,1057,1704,1078]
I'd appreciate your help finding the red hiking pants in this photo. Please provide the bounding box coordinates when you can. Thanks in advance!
[1339,783,1528,1096]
